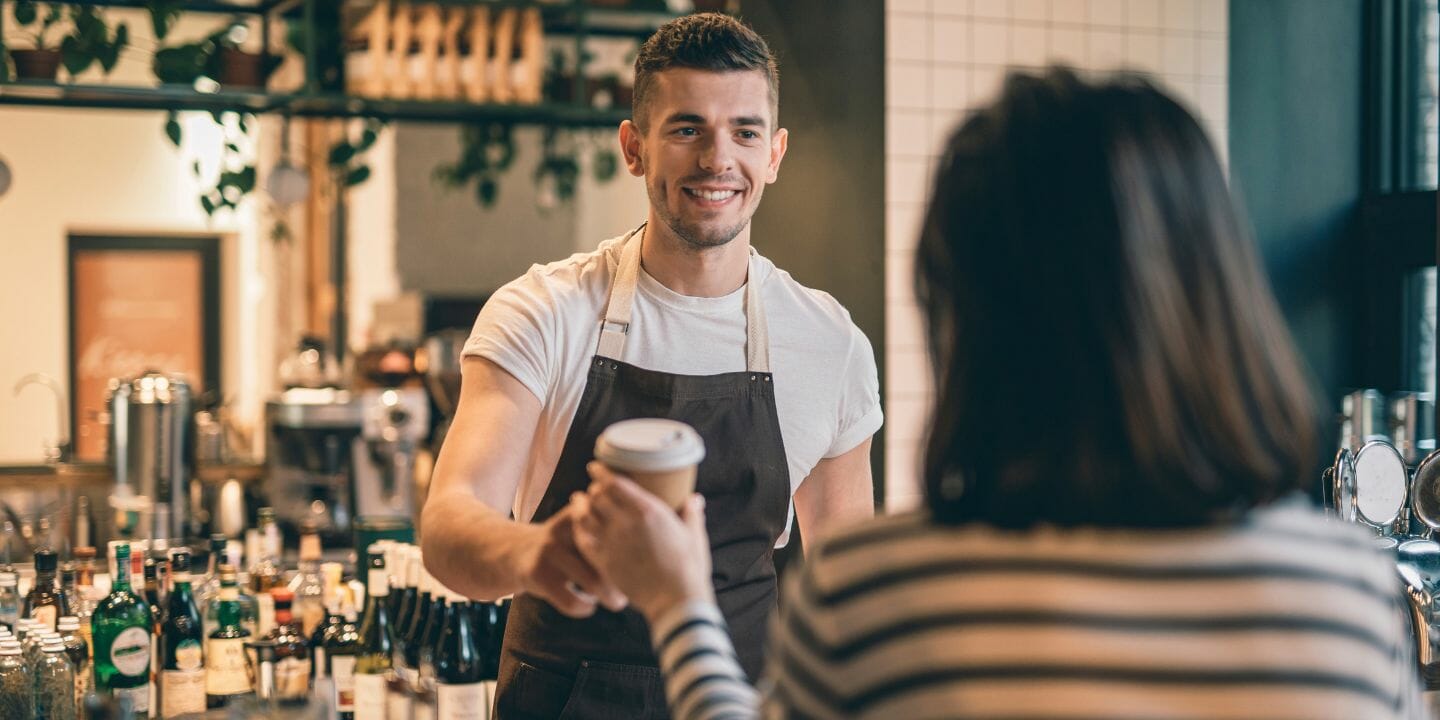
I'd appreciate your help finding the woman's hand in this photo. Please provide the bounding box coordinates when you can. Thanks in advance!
[571,461,715,623]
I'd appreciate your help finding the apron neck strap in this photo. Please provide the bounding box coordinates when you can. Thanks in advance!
[597,225,771,373]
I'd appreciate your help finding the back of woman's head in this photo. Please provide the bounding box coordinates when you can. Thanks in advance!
[917,67,1317,529]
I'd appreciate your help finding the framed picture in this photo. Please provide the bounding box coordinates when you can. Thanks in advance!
[68,234,222,461]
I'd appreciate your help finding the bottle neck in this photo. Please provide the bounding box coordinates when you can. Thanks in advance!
[113,557,131,593]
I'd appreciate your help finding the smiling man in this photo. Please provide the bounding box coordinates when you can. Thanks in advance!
[422,13,882,719]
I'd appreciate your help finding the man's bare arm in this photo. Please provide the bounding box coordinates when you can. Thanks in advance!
[792,437,876,552]
[421,356,623,616]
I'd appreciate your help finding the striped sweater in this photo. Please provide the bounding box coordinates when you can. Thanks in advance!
[649,499,1427,719]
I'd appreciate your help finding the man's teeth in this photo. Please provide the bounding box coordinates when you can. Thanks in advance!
[687,189,737,201]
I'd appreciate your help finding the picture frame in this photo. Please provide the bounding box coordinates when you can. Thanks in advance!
[67,234,222,461]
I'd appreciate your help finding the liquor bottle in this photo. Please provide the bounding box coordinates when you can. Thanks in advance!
[416,580,450,686]
[435,590,485,720]
[0,568,18,631]
[57,616,90,713]
[393,546,420,660]
[250,508,282,638]
[35,639,75,720]
[205,564,252,708]
[0,643,32,718]
[71,546,98,659]
[92,542,153,715]
[310,562,345,683]
[159,549,205,719]
[290,529,326,638]
[150,540,171,608]
[354,545,394,720]
[142,552,163,716]
[267,588,312,705]
[326,586,363,720]
[24,549,61,630]
[195,534,225,638]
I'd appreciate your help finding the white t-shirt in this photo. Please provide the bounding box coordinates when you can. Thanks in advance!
[462,233,884,545]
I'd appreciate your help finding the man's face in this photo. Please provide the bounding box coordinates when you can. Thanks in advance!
[621,68,788,250]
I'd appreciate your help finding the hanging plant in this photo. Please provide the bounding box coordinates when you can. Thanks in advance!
[534,126,580,212]
[146,0,183,42]
[329,118,387,187]
[433,122,516,208]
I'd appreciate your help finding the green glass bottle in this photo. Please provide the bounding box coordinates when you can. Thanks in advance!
[205,564,252,708]
[160,549,205,719]
[91,542,153,715]
[354,545,394,720]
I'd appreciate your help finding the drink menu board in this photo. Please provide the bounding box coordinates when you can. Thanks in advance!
[69,236,219,461]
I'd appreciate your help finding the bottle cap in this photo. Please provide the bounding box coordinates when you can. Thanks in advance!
[42,641,64,652]
[0,647,17,656]
[33,549,57,573]
[0,572,15,587]
[73,546,96,561]
[300,533,322,562]
[57,619,79,631]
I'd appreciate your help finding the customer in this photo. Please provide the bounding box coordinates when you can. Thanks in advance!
[570,67,1426,719]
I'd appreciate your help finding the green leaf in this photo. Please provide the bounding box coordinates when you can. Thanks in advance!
[237,114,250,135]
[200,194,216,216]
[192,160,201,176]
[60,35,91,76]
[226,142,239,154]
[344,165,371,187]
[328,142,355,166]
[593,150,618,182]
[477,177,498,207]
[164,113,182,147]
[209,110,226,126]
[13,1,36,26]
[236,166,256,193]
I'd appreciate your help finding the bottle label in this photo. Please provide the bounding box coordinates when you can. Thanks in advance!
[355,673,387,719]
[205,637,250,695]
[160,669,206,716]
[110,626,151,677]
[389,685,414,718]
[332,656,357,711]
[257,593,276,638]
[276,656,311,699]
[172,639,202,671]
[115,684,150,713]
[30,605,57,630]
[438,682,488,720]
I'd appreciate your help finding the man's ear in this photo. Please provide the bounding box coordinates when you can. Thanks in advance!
[766,127,789,184]
[619,120,645,177]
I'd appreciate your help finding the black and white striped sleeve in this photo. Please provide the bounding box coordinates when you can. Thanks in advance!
[649,600,761,720]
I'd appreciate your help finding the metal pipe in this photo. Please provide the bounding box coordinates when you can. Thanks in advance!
[13,373,70,463]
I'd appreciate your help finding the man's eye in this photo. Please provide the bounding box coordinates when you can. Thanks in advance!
[675,127,698,136]
[738,130,759,140]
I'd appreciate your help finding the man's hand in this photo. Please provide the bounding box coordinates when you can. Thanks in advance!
[513,502,629,618]
[572,462,715,623]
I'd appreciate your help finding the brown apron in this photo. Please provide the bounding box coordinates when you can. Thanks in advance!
[493,225,791,719]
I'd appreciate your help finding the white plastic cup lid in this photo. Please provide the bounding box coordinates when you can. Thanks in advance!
[595,419,706,474]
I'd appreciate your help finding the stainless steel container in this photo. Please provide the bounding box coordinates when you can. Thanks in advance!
[1392,392,1437,466]
[106,372,194,541]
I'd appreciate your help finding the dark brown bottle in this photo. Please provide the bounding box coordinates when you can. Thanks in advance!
[22,549,61,631]
[267,588,311,705]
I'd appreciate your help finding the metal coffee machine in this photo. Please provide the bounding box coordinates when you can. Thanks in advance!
[265,386,428,544]
[106,371,196,542]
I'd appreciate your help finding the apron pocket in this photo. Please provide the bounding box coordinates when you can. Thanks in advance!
[558,660,669,720]
[497,660,576,720]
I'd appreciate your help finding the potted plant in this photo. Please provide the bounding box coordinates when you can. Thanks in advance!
[8,1,65,81]
[59,6,128,80]
[209,20,279,90]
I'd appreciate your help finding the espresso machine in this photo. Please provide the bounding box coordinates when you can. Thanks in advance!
[264,385,428,544]
[107,371,196,543]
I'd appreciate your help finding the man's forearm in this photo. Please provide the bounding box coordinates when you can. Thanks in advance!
[421,490,537,600]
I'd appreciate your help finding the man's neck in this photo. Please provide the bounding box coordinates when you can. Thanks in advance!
[639,215,752,298]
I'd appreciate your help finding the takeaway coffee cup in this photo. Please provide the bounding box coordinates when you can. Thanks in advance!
[594,419,706,510]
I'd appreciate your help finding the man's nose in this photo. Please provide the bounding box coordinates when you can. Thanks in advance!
[698,136,736,174]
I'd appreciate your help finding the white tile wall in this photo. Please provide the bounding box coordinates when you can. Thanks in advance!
[883,0,1229,511]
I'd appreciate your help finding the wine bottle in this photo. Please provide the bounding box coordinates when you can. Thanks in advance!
[435,590,485,720]
[92,542,153,714]
[267,588,312,705]
[159,549,205,719]
[310,562,345,683]
[354,545,394,720]
[204,564,252,708]
[326,586,363,720]
[290,530,326,637]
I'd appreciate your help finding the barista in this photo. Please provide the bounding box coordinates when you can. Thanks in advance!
[422,14,882,719]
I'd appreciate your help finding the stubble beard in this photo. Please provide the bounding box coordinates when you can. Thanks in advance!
[649,181,758,251]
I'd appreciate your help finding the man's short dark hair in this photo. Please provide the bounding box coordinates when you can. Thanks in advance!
[632,13,779,130]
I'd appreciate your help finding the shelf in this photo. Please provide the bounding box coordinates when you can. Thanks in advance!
[0,79,630,124]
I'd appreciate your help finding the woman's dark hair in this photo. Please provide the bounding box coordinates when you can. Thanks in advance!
[916,67,1318,529]
[632,13,779,130]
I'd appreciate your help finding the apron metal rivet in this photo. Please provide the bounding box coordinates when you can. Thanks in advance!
[750,375,757,381]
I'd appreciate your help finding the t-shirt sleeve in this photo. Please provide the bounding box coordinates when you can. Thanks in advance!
[461,271,557,403]
[825,323,883,458]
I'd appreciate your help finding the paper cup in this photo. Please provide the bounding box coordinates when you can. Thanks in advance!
[594,419,706,510]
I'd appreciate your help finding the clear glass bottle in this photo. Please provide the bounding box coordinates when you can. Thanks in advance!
[250,508,282,639]
[289,530,326,638]
[0,644,31,719]
[354,546,393,720]
[36,640,75,720]
[24,548,61,630]
[0,569,19,631]
[160,549,205,719]
[196,534,225,637]
[71,546,97,657]
[57,564,77,618]
[205,565,252,708]
[57,616,90,713]
[91,542,152,715]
